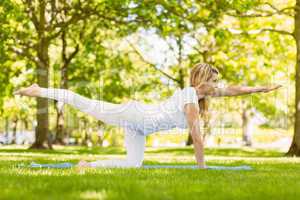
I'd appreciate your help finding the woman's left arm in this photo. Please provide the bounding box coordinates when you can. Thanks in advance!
[212,85,282,97]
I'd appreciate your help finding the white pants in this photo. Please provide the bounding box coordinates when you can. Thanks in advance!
[40,88,145,168]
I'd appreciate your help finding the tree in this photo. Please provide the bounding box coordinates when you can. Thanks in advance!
[52,17,82,145]
[288,0,300,156]
[3,0,146,148]
[3,0,94,148]
[221,0,298,155]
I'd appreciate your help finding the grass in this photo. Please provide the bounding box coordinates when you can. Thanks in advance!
[0,145,300,200]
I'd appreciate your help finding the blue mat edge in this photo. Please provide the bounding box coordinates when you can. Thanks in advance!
[17,162,253,170]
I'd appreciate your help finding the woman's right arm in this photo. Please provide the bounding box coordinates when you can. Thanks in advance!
[198,83,281,97]
[212,85,282,97]
[184,103,206,168]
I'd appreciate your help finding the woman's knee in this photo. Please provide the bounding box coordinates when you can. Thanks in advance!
[124,128,145,168]
[127,156,144,168]
[125,146,144,168]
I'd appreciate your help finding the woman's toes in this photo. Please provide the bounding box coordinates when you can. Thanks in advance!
[14,88,26,96]
[77,160,90,167]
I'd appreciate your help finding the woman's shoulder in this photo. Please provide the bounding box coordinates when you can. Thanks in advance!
[181,86,197,95]
[173,86,198,111]
[168,86,197,99]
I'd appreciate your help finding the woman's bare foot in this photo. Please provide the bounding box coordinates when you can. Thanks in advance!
[13,84,41,97]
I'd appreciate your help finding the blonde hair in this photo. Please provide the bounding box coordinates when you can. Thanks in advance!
[189,63,219,121]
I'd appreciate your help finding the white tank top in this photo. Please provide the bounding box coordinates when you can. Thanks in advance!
[132,86,199,135]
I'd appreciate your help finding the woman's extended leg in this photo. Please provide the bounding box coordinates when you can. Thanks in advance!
[34,86,139,127]
[14,84,145,128]
[14,84,140,127]
[85,128,145,168]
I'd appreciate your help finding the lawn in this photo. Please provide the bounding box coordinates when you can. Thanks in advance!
[0,145,299,200]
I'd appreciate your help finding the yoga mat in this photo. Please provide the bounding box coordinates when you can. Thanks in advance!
[143,165,253,170]
[29,162,74,169]
[20,162,253,170]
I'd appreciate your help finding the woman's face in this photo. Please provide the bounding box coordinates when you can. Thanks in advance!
[207,73,219,87]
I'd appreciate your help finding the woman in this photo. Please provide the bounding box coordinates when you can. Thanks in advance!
[14,63,281,169]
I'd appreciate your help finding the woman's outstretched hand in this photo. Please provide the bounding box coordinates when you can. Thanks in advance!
[13,84,41,97]
[258,85,282,93]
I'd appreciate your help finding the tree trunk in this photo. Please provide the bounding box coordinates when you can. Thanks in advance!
[97,122,105,146]
[287,0,300,156]
[242,108,252,146]
[81,120,90,146]
[186,133,193,145]
[5,117,9,137]
[54,28,79,145]
[11,118,18,144]
[24,119,29,130]
[30,1,51,149]
[54,104,65,145]
[54,29,68,145]
[30,65,49,149]
[22,119,28,145]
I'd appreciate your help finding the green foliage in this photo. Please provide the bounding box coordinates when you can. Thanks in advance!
[0,0,295,138]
